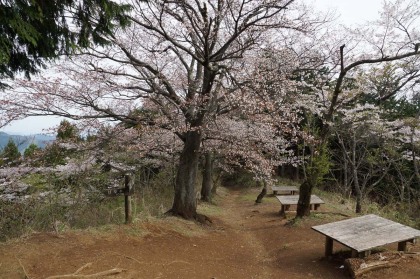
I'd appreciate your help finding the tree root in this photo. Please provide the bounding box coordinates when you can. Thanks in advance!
[195,213,213,224]
[45,263,126,279]
[345,260,396,278]
[344,251,420,278]
[15,257,31,279]
[164,209,212,224]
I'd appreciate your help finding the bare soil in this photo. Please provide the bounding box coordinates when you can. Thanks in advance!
[0,188,419,279]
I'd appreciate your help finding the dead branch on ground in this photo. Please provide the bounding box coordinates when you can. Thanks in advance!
[45,262,126,279]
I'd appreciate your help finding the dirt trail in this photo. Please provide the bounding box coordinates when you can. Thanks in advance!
[0,188,419,279]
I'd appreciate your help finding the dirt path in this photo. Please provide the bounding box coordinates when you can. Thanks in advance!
[0,188,419,279]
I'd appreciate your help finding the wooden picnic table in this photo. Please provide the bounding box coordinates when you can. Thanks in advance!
[271,186,299,195]
[312,214,420,258]
[276,194,324,215]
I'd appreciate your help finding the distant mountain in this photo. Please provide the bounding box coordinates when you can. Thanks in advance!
[0,132,55,153]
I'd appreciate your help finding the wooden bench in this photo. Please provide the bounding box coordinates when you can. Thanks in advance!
[271,186,299,195]
[276,194,324,216]
[312,214,420,258]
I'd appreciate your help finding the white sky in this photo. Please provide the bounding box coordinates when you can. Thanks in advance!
[1,0,386,135]
[313,0,383,26]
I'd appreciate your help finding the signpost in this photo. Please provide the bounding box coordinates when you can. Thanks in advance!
[104,173,134,224]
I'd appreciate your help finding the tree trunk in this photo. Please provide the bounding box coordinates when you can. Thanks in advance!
[296,180,313,217]
[355,194,362,213]
[201,152,213,202]
[255,181,267,203]
[170,130,201,219]
[211,170,221,195]
[351,133,363,214]
[411,127,420,186]
[343,149,349,195]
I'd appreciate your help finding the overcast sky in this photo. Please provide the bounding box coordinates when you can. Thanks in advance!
[1,0,386,135]
[313,0,383,25]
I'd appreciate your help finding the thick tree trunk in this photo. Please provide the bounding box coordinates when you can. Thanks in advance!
[170,130,201,219]
[296,180,313,217]
[255,181,267,203]
[201,152,213,202]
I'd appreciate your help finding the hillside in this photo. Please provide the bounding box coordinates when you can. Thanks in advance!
[0,132,55,153]
[0,187,419,279]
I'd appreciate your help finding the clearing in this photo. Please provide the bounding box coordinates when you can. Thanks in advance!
[0,187,419,278]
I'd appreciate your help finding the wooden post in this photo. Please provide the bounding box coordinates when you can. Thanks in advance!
[325,236,333,257]
[124,174,133,224]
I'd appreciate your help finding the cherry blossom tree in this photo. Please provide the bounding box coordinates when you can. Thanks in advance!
[1,0,323,220]
[295,0,420,217]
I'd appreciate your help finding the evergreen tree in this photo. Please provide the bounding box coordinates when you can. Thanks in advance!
[1,139,20,165]
[23,143,40,158]
[0,0,131,89]
[57,120,79,141]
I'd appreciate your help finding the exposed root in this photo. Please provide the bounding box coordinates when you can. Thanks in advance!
[45,263,126,279]
[344,251,420,278]
[15,257,31,279]
[195,213,212,224]
[345,259,396,278]
[74,263,92,274]
[164,209,212,224]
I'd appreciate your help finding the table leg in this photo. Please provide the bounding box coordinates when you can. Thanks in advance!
[398,241,408,252]
[314,204,320,211]
[351,249,359,258]
[273,191,278,195]
[279,205,285,217]
[325,236,333,257]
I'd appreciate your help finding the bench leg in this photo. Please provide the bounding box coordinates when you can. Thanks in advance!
[325,236,333,257]
[398,241,408,252]
[273,191,278,195]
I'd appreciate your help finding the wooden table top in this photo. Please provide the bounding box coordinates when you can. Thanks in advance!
[276,194,324,205]
[312,214,420,252]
